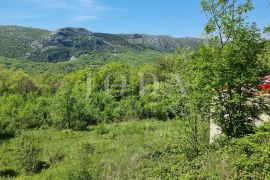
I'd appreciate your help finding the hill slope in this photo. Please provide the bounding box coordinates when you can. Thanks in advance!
[0,25,202,62]
[120,34,202,51]
[0,25,49,59]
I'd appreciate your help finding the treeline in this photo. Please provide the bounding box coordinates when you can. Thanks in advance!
[0,53,187,137]
[0,49,165,74]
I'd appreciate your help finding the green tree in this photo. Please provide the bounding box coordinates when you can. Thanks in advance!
[54,86,77,129]
[200,0,269,137]
[52,69,97,130]
[18,94,51,128]
[176,60,211,155]
[93,63,136,100]
[264,26,270,33]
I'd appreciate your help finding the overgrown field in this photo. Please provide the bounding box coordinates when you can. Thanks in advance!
[1,120,270,179]
[0,120,187,179]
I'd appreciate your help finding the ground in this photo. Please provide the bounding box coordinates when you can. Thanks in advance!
[0,120,186,179]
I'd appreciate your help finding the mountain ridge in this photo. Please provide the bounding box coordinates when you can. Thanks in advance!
[0,25,203,62]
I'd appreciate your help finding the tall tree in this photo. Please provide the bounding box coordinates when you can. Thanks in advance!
[199,0,269,137]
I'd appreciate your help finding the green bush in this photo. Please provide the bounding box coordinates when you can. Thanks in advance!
[80,142,95,154]
[48,150,65,164]
[139,82,183,120]
[67,166,92,180]
[0,169,17,178]
[16,135,44,175]
[227,132,270,178]
[67,151,93,180]
[95,124,109,135]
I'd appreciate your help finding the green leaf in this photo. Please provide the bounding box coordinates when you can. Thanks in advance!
[217,0,229,6]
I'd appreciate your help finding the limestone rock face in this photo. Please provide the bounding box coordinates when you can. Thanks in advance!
[28,28,111,62]
[52,27,93,36]
[120,34,202,52]
[44,28,95,49]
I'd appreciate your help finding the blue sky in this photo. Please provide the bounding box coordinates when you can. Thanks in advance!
[0,0,269,37]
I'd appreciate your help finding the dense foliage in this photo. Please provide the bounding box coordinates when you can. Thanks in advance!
[0,53,189,137]
[0,49,167,74]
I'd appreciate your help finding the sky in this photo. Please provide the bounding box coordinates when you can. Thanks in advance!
[0,0,269,38]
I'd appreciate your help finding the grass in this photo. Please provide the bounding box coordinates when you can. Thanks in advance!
[0,119,187,179]
[1,120,269,179]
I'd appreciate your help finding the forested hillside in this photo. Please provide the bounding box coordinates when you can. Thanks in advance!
[0,49,167,74]
[0,26,202,62]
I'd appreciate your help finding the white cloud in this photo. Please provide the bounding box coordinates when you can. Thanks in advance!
[25,0,107,22]
[73,15,98,22]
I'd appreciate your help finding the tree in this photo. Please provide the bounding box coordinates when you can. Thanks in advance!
[199,0,269,137]
[52,69,97,130]
[95,62,140,101]
[264,26,270,33]
[54,87,75,129]
[201,0,254,47]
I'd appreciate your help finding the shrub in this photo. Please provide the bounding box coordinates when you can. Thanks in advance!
[139,82,183,120]
[16,135,43,175]
[0,169,17,178]
[48,150,65,164]
[67,167,92,180]
[227,132,270,178]
[0,129,15,140]
[80,142,95,154]
[67,157,92,180]
[95,124,109,135]
[73,120,88,131]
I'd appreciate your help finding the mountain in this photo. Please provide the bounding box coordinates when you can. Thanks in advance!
[120,34,202,52]
[0,25,202,62]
